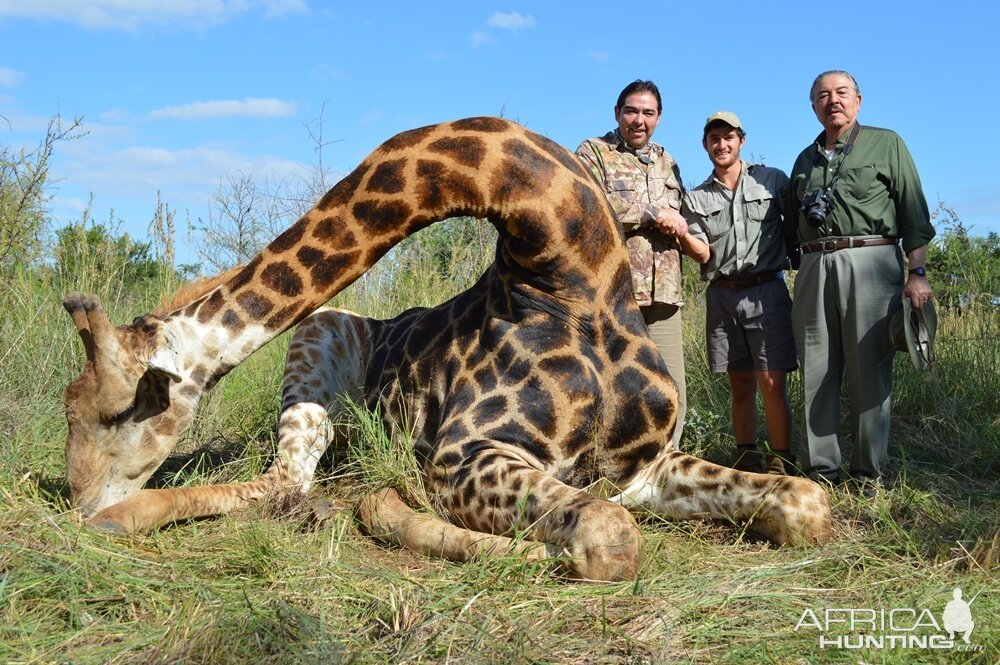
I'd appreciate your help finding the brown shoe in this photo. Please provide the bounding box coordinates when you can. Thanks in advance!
[731,445,764,473]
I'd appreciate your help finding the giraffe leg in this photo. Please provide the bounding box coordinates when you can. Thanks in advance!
[89,308,366,534]
[357,488,548,563]
[425,446,643,581]
[611,450,833,545]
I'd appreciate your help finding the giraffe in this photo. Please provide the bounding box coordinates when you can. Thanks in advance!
[62,117,832,581]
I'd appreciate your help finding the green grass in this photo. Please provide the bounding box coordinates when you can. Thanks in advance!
[1,243,998,663]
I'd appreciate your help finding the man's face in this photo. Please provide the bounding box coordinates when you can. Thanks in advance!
[703,124,745,170]
[811,74,862,135]
[615,92,661,149]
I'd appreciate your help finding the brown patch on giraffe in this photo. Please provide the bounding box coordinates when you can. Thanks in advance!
[312,216,357,248]
[700,465,723,479]
[261,262,304,297]
[491,138,556,202]
[227,256,263,293]
[352,199,413,235]
[316,162,371,210]
[183,298,203,318]
[427,136,486,169]
[380,124,435,152]
[557,181,616,272]
[196,290,226,324]
[450,117,508,133]
[268,220,308,253]
[367,158,408,194]
[308,250,361,291]
[221,309,245,333]
[415,159,484,212]
[525,131,590,180]
[265,303,303,331]
[295,245,325,269]
[236,291,275,319]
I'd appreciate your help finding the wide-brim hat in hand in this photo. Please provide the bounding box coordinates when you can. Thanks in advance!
[891,296,937,371]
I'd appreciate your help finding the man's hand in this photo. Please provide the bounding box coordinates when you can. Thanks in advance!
[903,275,933,309]
[653,208,688,237]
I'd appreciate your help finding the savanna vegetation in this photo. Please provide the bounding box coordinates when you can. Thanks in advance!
[1,117,997,663]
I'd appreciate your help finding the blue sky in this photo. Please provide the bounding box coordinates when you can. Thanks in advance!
[1,1,998,267]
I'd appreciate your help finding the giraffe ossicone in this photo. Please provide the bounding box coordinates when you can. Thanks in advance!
[62,117,832,581]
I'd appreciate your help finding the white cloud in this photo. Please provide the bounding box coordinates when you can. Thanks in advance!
[470,31,498,48]
[0,66,25,88]
[585,49,611,64]
[487,11,534,30]
[0,0,308,31]
[148,97,298,121]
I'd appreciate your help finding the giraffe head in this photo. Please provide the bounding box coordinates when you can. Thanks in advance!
[62,292,197,517]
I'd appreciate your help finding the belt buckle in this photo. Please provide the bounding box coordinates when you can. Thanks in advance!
[821,239,839,252]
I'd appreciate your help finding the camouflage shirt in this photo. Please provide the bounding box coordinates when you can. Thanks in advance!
[576,130,685,306]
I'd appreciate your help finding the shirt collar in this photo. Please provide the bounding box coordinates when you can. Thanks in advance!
[609,129,658,164]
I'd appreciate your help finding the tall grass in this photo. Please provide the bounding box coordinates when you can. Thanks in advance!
[1,223,997,663]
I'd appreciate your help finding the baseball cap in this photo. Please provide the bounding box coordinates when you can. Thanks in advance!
[703,111,743,133]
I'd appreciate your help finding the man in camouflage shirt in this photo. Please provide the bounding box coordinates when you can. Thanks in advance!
[577,80,708,448]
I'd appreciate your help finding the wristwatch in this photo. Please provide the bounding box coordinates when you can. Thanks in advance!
[908,266,927,277]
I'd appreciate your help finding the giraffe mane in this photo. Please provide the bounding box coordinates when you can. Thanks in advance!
[152,263,245,317]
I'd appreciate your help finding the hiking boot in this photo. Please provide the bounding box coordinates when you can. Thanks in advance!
[765,450,796,476]
[731,444,764,473]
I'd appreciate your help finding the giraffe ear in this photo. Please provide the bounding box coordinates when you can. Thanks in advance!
[147,342,183,383]
[147,349,182,382]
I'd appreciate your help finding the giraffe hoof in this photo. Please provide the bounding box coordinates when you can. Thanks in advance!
[565,502,642,582]
[310,498,353,524]
[87,509,137,535]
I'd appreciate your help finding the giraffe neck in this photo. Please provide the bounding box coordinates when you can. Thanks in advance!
[165,117,628,384]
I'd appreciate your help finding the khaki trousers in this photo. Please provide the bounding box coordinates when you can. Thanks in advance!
[642,302,685,449]
[792,244,903,479]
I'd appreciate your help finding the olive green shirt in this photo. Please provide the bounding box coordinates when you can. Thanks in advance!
[682,161,790,282]
[786,124,934,254]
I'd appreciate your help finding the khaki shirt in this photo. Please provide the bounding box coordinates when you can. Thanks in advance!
[683,161,790,282]
[576,130,685,306]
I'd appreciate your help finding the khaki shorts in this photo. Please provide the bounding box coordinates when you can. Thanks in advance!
[705,278,797,373]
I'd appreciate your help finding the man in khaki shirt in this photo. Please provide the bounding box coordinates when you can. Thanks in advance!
[683,112,796,474]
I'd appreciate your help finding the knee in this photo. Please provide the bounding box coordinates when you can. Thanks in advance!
[761,477,833,546]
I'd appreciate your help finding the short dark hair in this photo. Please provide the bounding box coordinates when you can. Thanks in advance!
[703,120,745,141]
[615,80,662,114]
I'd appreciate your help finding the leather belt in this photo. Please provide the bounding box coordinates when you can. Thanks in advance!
[801,237,897,253]
[712,270,780,290]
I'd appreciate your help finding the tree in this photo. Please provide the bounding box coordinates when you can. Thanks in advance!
[927,200,1000,312]
[0,114,84,273]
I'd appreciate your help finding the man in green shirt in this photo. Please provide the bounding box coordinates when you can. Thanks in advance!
[786,70,935,493]
[684,112,797,475]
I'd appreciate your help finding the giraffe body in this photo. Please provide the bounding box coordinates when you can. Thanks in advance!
[63,117,831,581]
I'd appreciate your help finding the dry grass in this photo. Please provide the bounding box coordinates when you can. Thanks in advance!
[1,243,998,664]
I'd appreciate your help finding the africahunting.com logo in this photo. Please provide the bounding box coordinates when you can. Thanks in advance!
[794,587,985,652]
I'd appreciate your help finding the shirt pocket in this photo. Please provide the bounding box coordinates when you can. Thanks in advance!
[842,165,881,201]
[608,177,639,218]
[686,198,727,240]
[648,174,683,211]
[744,186,780,226]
